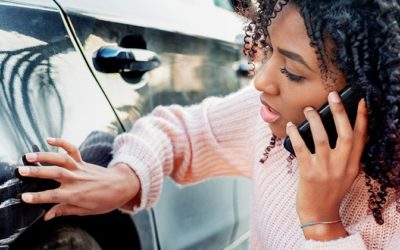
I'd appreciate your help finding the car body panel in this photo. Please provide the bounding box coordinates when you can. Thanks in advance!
[0,0,252,249]
[0,1,122,246]
[55,0,252,249]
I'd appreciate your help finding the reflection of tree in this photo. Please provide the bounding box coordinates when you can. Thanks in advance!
[0,39,70,152]
[0,40,71,243]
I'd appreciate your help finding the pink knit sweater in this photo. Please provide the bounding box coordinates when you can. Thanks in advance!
[108,85,400,249]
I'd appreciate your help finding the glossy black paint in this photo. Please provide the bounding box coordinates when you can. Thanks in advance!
[0,1,132,248]
[0,3,69,245]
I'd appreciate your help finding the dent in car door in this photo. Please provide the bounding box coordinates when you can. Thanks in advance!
[0,1,122,247]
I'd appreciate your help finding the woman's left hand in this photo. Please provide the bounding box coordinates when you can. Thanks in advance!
[286,91,368,240]
[17,138,140,220]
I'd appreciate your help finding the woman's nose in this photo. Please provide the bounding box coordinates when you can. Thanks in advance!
[254,63,280,95]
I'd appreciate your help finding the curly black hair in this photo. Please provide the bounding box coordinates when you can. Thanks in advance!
[238,0,400,225]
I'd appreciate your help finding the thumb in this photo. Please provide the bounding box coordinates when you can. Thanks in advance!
[44,204,91,221]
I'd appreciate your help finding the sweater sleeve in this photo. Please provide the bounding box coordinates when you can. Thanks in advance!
[108,85,261,213]
[302,232,367,250]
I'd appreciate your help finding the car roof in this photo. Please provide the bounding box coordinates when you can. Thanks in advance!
[1,0,57,10]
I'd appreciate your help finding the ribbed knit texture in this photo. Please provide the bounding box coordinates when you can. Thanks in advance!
[108,85,400,249]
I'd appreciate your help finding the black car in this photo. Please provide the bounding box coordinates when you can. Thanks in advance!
[0,0,251,249]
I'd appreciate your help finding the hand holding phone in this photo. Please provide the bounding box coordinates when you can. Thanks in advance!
[283,85,363,155]
[286,87,369,233]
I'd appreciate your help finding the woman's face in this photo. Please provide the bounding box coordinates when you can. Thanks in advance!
[254,3,346,138]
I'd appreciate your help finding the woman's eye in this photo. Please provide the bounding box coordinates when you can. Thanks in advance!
[280,67,305,82]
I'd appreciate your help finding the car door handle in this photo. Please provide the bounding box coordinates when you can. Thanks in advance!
[93,46,161,74]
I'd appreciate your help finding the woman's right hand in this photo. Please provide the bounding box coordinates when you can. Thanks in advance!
[18,138,141,221]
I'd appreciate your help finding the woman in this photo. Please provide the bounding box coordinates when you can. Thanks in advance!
[18,0,400,248]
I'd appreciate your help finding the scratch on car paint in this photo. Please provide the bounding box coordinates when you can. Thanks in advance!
[0,227,27,245]
[0,178,21,190]
[0,198,20,209]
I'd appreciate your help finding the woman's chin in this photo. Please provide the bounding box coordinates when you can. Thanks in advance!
[269,124,287,139]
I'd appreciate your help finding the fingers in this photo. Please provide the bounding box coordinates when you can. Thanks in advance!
[347,99,368,171]
[352,98,368,150]
[303,107,330,156]
[18,166,72,181]
[21,188,69,204]
[286,122,311,166]
[44,204,92,220]
[25,151,77,170]
[328,91,353,152]
[47,138,82,162]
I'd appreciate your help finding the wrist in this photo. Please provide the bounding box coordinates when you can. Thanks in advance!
[112,163,141,208]
[299,211,348,241]
[302,221,348,241]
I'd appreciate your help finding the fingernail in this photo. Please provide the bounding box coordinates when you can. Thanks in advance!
[45,212,55,221]
[47,137,56,143]
[22,193,33,202]
[25,153,37,162]
[303,106,313,114]
[286,121,295,128]
[361,98,366,108]
[18,166,30,176]
[329,91,341,103]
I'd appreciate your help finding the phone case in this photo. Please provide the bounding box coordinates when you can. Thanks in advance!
[283,86,363,156]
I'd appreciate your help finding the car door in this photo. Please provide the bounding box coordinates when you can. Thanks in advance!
[0,0,130,248]
[54,0,250,249]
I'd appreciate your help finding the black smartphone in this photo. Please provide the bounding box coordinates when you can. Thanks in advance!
[283,85,363,156]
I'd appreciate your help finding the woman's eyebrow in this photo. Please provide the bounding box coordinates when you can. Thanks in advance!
[277,47,315,72]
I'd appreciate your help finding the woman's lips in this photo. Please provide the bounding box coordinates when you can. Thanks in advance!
[260,103,281,123]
